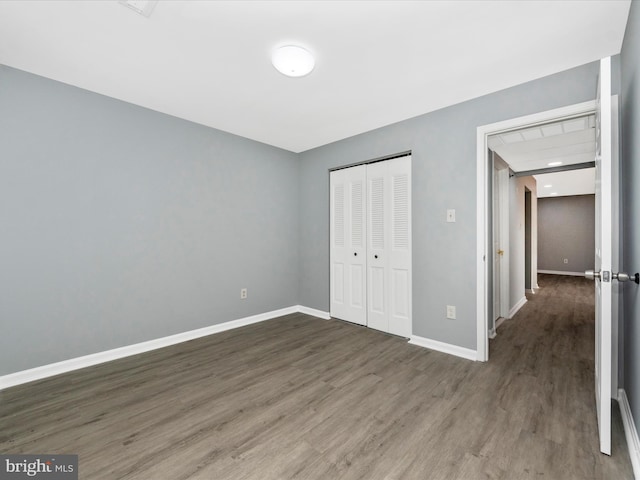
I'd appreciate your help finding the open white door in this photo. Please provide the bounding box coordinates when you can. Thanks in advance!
[492,153,510,326]
[492,160,502,327]
[588,56,613,456]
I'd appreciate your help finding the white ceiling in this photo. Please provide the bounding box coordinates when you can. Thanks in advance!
[489,115,596,172]
[0,1,631,153]
[534,169,595,198]
[489,115,596,198]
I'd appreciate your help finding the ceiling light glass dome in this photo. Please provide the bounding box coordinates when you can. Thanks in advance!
[271,45,315,77]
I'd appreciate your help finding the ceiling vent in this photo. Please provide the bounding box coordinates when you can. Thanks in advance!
[119,0,158,17]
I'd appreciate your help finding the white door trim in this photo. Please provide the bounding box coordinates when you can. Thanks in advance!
[476,100,596,361]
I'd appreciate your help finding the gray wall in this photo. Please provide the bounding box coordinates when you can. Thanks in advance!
[621,0,640,443]
[538,195,595,273]
[0,65,299,376]
[299,62,599,349]
[0,55,616,375]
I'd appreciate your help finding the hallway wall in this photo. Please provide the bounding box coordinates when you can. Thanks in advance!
[538,195,595,274]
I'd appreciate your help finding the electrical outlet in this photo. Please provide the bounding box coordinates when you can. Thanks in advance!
[563,258,568,264]
[446,305,456,320]
[240,288,248,299]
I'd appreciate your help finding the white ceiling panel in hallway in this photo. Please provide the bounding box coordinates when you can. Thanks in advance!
[489,115,596,172]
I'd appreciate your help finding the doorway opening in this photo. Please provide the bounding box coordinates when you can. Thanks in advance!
[476,100,596,361]
[478,59,620,456]
[486,114,597,345]
[488,119,596,334]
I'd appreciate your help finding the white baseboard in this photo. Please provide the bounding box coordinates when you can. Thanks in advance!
[538,270,585,277]
[408,335,477,361]
[297,305,331,320]
[508,296,527,319]
[619,388,640,479]
[0,305,330,391]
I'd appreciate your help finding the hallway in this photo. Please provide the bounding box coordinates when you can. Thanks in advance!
[488,273,632,478]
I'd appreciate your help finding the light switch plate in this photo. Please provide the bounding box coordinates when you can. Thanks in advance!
[446,209,456,223]
[446,305,456,319]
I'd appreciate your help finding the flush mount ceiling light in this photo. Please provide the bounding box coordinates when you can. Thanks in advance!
[271,45,315,77]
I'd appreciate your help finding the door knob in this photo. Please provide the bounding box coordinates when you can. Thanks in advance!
[354,252,357,256]
[585,270,600,280]
[613,272,640,284]
[374,254,378,259]
[586,270,640,284]
[497,249,504,256]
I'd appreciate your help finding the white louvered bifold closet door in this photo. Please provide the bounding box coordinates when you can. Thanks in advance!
[330,165,367,325]
[330,156,411,336]
[366,156,412,337]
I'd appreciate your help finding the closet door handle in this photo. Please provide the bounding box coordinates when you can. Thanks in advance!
[354,252,357,256]
[374,255,378,259]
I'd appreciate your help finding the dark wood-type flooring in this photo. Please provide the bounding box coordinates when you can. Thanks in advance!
[0,274,634,479]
